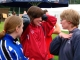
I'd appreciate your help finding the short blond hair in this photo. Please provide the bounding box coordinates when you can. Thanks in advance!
[60,9,80,26]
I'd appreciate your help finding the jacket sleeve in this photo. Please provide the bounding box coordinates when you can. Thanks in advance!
[41,15,57,36]
[73,35,80,60]
[49,35,62,55]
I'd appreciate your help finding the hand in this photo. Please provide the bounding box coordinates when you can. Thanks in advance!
[22,14,30,31]
[59,32,72,39]
[42,14,47,21]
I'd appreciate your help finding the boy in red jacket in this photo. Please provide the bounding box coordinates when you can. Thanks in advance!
[20,6,57,60]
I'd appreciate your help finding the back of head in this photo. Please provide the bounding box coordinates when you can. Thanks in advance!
[27,6,43,22]
[0,15,23,39]
[60,9,80,27]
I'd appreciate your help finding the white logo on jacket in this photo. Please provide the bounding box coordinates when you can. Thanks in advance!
[30,29,34,34]
[16,41,20,45]
[9,46,13,51]
[27,35,29,40]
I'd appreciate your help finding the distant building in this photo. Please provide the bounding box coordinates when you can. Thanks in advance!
[0,0,12,3]
[0,8,10,22]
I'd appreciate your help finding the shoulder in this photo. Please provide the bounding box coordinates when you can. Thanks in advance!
[72,29,80,42]
[47,15,57,19]
[73,29,80,37]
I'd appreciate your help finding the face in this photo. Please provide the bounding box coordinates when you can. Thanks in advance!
[60,19,70,29]
[33,17,42,26]
[16,23,23,37]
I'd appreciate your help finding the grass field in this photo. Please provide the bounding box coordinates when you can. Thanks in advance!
[0,22,4,32]
[0,22,68,60]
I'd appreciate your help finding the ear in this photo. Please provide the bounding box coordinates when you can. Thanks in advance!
[15,26,19,33]
[68,21,71,24]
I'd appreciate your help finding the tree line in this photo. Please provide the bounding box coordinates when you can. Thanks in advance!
[69,0,80,4]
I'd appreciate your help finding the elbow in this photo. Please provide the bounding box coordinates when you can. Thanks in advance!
[49,47,53,54]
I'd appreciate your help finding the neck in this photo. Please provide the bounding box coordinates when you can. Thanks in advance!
[68,26,77,31]
[10,33,17,39]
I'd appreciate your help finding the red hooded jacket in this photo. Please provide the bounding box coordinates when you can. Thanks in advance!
[20,15,57,60]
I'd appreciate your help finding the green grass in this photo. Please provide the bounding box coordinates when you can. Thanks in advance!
[0,22,4,32]
[0,22,68,60]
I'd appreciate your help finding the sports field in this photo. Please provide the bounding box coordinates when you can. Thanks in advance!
[0,22,4,32]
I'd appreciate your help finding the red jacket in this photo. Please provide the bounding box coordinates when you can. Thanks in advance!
[20,15,57,60]
[46,28,54,59]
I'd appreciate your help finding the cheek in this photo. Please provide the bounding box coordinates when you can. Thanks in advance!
[33,20,39,25]
[18,29,23,37]
[33,20,36,25]
[21,28,23,33]
[21,29,23,34]
[61,22,68,28]
[63,23,69,29]
[61,21,67,25]
[19,28,23,34]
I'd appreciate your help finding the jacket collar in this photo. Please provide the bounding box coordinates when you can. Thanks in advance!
[4,34,18,43]
[69,28,79,33]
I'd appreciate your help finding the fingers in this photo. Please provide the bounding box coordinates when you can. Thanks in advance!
[59,32,73,39]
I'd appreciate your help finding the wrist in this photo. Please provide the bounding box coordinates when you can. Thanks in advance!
[59,32,63,38]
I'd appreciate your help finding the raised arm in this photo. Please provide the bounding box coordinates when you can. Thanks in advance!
[53,23,61,34]
[41,14,57,36]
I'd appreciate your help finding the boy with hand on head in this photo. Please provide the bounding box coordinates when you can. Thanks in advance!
[20,6,57,60]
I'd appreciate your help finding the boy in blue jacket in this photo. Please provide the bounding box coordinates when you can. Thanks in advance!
[50,9,80,60]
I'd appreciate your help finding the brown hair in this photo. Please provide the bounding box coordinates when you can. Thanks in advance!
[60,9,80,26]
[43,9,48,14]
[0,15,23,39]
[27,6,43,22]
